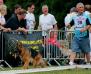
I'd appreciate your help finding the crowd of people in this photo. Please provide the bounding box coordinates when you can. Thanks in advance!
[0,0,91,66]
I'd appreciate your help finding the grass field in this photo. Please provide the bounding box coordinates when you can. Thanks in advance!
[23,69,91,74]
[1,65,91,74]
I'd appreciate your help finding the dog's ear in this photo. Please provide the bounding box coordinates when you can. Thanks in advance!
[17,42,23,48]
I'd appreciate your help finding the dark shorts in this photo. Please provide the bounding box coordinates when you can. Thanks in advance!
[71,37,90,53]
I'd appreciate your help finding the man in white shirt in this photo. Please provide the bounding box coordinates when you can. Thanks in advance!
[25,3,35,32]
[64,7,77,34]
[39,5,57,37]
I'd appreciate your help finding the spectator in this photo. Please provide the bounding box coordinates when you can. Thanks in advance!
[0,4,11,32]
[38,5,57,45]
[44,31,61,58]
[5,9,27,33]
[0,0,11,22]
[7,4,22,22]
[68,3,91,65]
[65,7,77,28]
[25,2,35,32]
[64,7,77,48]
[45,31,71,58]
[85,4,91,15]
[85,4,91,62]
[0,4,6,25]
[46,31,60,48]
[0,3,11,66]
[5,4,22,23]
[0,0,3,5]
[13,4,22,15]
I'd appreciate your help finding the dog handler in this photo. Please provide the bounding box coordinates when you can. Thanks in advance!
[68,3,91,65]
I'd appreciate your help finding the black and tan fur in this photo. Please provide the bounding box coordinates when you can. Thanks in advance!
[17,42,46,69]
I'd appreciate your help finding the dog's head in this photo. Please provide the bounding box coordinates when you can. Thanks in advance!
[17,42,23,50]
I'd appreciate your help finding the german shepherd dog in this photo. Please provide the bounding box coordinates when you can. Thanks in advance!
[17,42,46,69]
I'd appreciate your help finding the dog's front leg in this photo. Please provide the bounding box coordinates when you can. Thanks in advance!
[23,61,30,69]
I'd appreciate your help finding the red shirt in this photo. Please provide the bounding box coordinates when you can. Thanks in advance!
[46,34,60,48]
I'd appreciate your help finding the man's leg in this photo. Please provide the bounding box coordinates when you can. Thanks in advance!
[85,52,90,64]
[69,37,79,65]
[69,52,76,65]
[89,33,91,61]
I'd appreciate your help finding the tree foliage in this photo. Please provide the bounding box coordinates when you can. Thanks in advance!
[4,0,91,29]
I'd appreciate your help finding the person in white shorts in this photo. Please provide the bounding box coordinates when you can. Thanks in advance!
[38,5,57,44]
[25,3,35,33]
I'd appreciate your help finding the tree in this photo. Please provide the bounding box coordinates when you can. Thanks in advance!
[4,0,91,29]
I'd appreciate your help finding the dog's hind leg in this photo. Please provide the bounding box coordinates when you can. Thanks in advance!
[33,60,37,68]
[40,59,47,68]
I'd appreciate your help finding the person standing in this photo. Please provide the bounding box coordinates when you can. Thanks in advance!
[0,4,7,27]
[5,9,27,33]
[64,7,77,49]
[68,3,91,65]
[85,4,91,62]
[13,4,22,15]
[0,0,3,5]
[0,4,11,32]
[39,5,57,44]
[25,3,35,33]
[65,7,77,28]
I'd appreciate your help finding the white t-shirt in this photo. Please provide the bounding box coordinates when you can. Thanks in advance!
[0,13,6,25]
[39,13,57,31]
[64,12,77,26]
[39,13,57,36]
[64,12,77,36]
[25,11,35,30]
[84,11,90,15]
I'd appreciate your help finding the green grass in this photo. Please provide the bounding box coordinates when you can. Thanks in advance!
[1,66,91,74]
[22,69,91,74]
[0,66,21,71]
[0,66,33,71]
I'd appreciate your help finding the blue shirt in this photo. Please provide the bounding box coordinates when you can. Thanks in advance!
[70,12,91,38]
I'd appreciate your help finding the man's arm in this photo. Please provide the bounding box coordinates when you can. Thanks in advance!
[80,25,90,32]
[65,19,74,29]
[53,24,58,30]
[80,18,91,32]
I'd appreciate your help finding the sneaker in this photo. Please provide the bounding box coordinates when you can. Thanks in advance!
[69,61,75,65]
[86,63,90,65]
[0,64,3,67]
